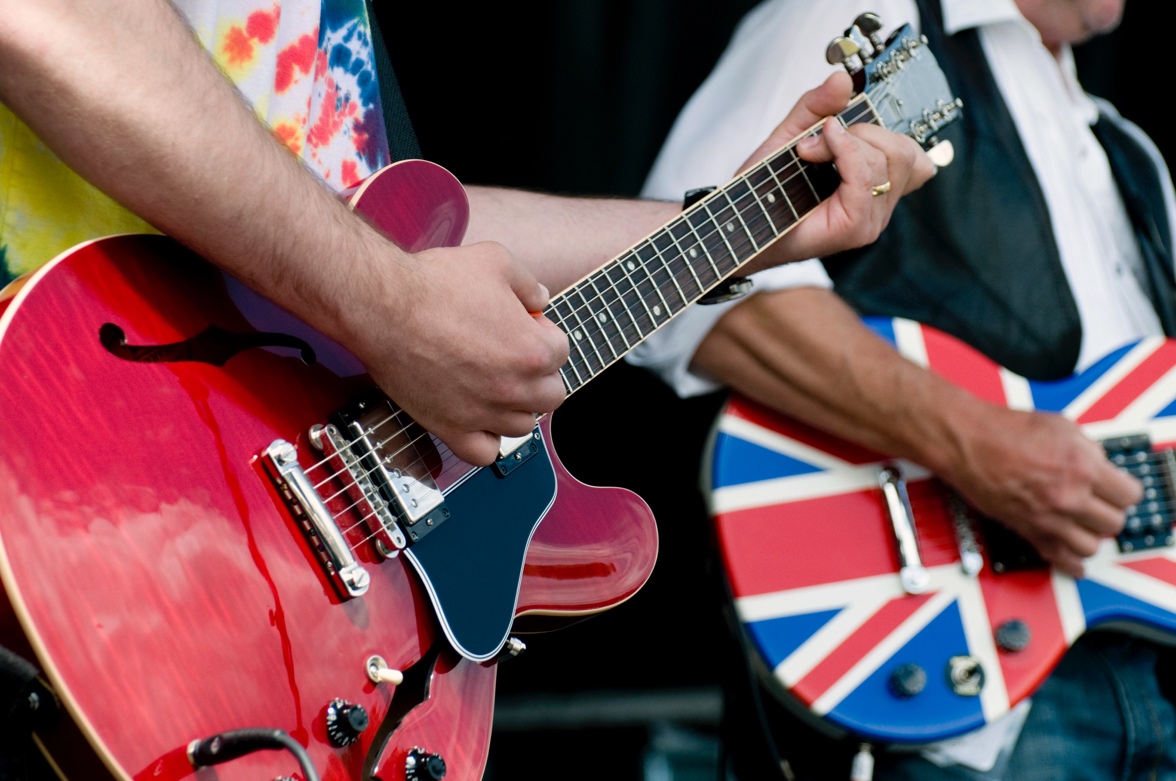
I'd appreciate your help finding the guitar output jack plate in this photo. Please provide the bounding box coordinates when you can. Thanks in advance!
[947,655,984,697]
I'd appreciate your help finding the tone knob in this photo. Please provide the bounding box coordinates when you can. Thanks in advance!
[324,699,370,747]
[405,747,447,781]
[888,662,927,698]
[995,619,1031,653]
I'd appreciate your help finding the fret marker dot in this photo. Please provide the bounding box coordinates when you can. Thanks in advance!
[626,260,636,271]
[573,330,583,341]
[689,248,698,258]
[653,305,662,316]
[598,313,609,324]
[767,193,776,203]
[726,222,734,233]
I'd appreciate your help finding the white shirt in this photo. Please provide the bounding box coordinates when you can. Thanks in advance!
[627,0,1174,396]
[624,0,1176,770]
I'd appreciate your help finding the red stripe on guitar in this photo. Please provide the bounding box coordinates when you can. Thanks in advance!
[1077,342,1176,424]
[716,491,901,597]
[979,569,1067,706]
[1118,555,1176,586]
[792,594,933,707]
[716,484,962,598]
[725,395,887,466]
[920,325,1008,406]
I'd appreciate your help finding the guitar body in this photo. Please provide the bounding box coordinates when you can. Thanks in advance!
[0,160,656,780]
[707,317,1176,743]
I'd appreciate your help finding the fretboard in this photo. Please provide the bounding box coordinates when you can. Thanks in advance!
[546,95,882,395]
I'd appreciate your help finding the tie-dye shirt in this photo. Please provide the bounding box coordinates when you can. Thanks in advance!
[0,0,390,286]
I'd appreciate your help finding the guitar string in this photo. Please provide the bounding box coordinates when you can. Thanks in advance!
[316,108,960,551]
[302,110,877,492]
[298,86,896,489]
[297,77,917,546]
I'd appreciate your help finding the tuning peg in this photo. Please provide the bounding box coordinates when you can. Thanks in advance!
[926,139,955,169]
[853,12,886,49]
[826,36,863,70]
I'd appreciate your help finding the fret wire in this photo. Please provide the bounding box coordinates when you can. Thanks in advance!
[612,257,660,334]
[722,180,761,256]
[700,201,742,274]
[643,239,691,312]
[583,275,631,354]
[550,304,594,390]
[776,151,822,216]
[553,97,885,393]
[762,153,801,224]
[549,300,589,388]
[671,218,714,295]
[651,226,702,300]
[761,163,802,237]
[566,286,612,371]
[623,252,672,326]
[558,365,576,393]
[599,264,647,345]
[742,170,782,244]
[788,145,822,205]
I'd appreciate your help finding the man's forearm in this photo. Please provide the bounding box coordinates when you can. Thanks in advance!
[693,286,978,474]
[693,285,1141,577]
[464,186,679,295]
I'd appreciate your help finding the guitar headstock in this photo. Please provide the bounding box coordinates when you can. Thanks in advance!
[828,13,962,165]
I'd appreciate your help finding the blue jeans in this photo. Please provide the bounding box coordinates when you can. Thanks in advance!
[875,634,1176,781]
[724,633,1176,780]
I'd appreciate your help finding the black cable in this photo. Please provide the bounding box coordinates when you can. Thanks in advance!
[187,728,319,781]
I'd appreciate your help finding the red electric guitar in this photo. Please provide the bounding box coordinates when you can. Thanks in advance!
[0,19,958,781]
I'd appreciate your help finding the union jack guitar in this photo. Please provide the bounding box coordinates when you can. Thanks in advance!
[706,317,1176,744]
[0,20,960,781]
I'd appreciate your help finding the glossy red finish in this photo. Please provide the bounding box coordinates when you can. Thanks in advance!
[371,653,496,781]
[0,161,657,780]
[516,416,658,621]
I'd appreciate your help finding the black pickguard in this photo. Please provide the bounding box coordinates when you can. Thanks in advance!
[404,442,557,660]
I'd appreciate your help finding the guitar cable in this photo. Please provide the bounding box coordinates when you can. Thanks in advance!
[188,727,320,781]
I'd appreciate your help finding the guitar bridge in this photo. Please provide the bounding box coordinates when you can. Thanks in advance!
[317,397,450,549]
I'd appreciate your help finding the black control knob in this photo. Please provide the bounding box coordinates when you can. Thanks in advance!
[888,662,927,698]
[405,747,447,781]
[324,699,369,747]
[995,619,1031,653]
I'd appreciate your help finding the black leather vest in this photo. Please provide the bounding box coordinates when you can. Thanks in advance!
[823,0,1175,380]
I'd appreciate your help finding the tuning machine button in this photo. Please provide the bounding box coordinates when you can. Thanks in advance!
[826,36,863,72]
[324,699,370,747]
[405,747,447,780]
[852,12,886,51]
[926,139,956,168]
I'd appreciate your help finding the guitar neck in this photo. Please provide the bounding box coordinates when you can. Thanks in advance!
[547,94,882,395]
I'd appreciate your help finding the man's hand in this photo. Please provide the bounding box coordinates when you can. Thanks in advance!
[695,286,1142,580]
[349,240,570,467]
[736,71,937,272]
[942,404,1143,578]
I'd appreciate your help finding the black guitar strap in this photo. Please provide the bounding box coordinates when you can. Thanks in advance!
[365,0,422,162]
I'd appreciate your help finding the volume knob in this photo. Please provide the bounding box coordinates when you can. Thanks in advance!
[324,699,370,747]
[405,747,447,780]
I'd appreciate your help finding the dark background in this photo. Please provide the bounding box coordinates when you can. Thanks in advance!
[378,3,1169,779]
